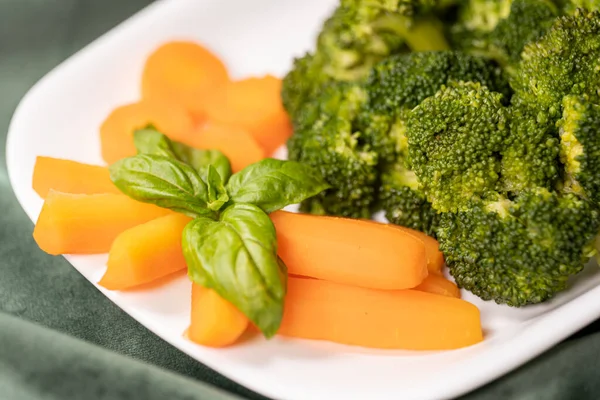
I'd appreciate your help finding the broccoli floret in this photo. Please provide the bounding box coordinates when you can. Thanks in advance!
[557,95,600,203]
[511,9,600,121]
[563,0,600,13]
[438,189,600,306]
[362,51,511,162]
[451,0,558,67]
[287,83,379,218]
[407,81,511,212]
[449,0,513,50]
[379,161,440,236]
[281,0,450,118]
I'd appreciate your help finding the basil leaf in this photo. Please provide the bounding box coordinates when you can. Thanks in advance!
[133,128,177,158]
[109,154,214,218]
[171,142,232,182]
[226,158,331,213]
[182,203,286,337]
[206,165,229,211]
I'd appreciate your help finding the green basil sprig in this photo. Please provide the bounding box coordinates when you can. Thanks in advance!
[110,129,329,337]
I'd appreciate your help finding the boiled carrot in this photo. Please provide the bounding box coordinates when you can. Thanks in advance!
[188,283,249,348]
[99,214,192,290]
[414,274,461,298]
[278,277,482,350]
[33,191,171,255]
[388,225,445,275]
[32,156,120,198]
[270,211,428,290]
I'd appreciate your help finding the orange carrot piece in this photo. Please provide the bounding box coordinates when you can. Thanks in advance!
[33,191,171,255]
[270,211,428,290]
[100,99,194,164]
[98,214,192,290]
[188,283,249,348]
[141,41,229,120]
[389,225,445,275]
[414,274,461,298]
[32,156,120,199]
[204,76,292,155]
[185,124,265,172]
[278,277,482,350]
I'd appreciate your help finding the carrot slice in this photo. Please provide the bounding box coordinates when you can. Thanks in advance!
[99,214,192,290]
[185,123,265,172]
[33,191,171,255]
[141,41,229,120]
[204,76,292,155]
[270,211,428,290]
[188,283,249,348]
[278,277,482,350]
[414,274,461,298]
[100,99,194,164]
[32,156,120,199]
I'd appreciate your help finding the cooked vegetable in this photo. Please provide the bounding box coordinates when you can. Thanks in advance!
[100,100,194,164]
[204,76,292,155]
[270,211,428,290]
[188,283,249,347]
[32,156,119,198]
[389,224,445,274]
[187,124,265,173]
[414,274,461,298]
[278,277,482,350]
[98,213,192,290]
[33,191,171,255]
[141,41,229,121]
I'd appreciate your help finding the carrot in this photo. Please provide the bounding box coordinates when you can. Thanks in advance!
[388,225,445,275]
[32,156,120,199]
[100,99,194,164]
[414,274,461,298]
[33,191,171,255]
[185,123,265,172]
[98,214,192,290]
[204,76,292,155]
[278,277,482,350]
[188,283,249,348]
[141,41,229,121]
[270,211,428,290]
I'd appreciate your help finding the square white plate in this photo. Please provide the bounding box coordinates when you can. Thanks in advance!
[7,1,600,399]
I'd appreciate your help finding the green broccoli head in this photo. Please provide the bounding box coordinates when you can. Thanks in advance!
[287,83,379,218]
[362,51,511,162]
[281,53,329,121]
[407,81,511,213]
[557,95,600,203]
[563,0,600,13]
[450,0,512,49]
[379,161,440,237]
[511,9,600,121]
[438,189,600,306]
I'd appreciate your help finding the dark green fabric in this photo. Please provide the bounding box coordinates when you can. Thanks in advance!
[1,1,600,400]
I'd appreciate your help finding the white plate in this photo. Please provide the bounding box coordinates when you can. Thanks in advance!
[7,1,600,399]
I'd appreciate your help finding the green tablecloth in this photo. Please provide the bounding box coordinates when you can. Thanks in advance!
[2,1,600,399]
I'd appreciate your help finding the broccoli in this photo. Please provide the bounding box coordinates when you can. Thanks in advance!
[557,95,600,203]
[511,9,600,121]
[406,81,511,213]
[287,83,379,218]
[451,0,558,67]
[281,0,450,118]
[438,189,600,306]
[379,161,440,236]
[563,0,600,13]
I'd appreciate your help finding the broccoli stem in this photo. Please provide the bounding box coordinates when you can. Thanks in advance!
[373,14,450,51]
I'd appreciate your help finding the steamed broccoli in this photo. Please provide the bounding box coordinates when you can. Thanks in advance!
[406,81,511,212]
[563,0,600,13]
[287,83,379,218]
[438,189,600,306]
[557,95,600,203]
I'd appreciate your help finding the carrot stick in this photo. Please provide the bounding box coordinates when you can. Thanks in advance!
[141,41,229,121]
[388,225,445,275]
[270,211,428,290]
[278,277,482,350]
[188,283,249,348]
[98,214,192,290]
[100,99,194,164]
[414,274,461,298]
[33,191,171,255]
[185,123,265,172]
[204,76,292,155]
[32,156,120,199]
